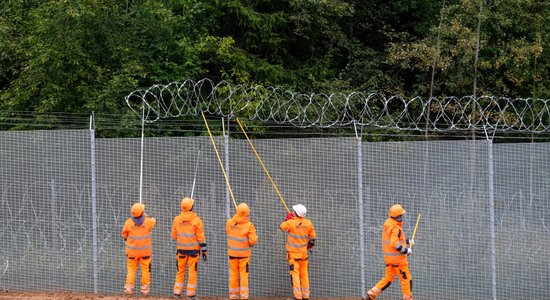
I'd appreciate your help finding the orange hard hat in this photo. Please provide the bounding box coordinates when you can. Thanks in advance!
[131,203,145,217]
[389,204,406,217]
[236,203,250,217]
[181,197,194,211]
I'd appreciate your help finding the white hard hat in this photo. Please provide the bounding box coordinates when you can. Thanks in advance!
[292,204,307,217]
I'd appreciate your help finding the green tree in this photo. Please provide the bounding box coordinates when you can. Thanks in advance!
[387,0,550,98]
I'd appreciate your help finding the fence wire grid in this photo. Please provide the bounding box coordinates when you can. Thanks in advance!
[1,128,549,299]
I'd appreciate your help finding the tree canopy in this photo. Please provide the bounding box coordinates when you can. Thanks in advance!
[1,0,549,126]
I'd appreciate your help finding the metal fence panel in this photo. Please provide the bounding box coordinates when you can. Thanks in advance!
[363,140,491,300]
[1,130,550,299]
[0,130,93,292]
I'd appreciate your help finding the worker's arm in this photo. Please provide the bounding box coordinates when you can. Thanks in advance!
[121,220,129,241]
[390,226,411,254]
[171,217,177,240]
[196,218,207,261]
[280,219,291,232]
[307,221,317,249]
[248,223,258,246]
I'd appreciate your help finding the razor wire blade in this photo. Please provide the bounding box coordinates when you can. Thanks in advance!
[125,78,550,132]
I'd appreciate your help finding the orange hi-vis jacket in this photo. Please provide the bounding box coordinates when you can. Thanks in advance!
[381,217,409,265]
[226,214,257,258]
[280,217,316,257]
[172,211,205,252]
[122,216,156,257]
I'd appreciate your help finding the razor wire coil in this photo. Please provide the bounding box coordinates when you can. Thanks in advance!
[125,78,550,132]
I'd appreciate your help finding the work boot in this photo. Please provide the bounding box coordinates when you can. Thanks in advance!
[173,294,181,299]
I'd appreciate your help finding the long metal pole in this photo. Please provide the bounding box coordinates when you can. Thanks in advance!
[139,104,145,204]
[201,112,237,209]
[236,119,290,213]
[90,114,98,293]
[190,146,201,199]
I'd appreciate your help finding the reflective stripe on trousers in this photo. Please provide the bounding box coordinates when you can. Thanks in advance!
[173,254,199,297]
[229,257,250,299]
[124,256,151,295]
[370,264,413,299]
[288,254,310,299]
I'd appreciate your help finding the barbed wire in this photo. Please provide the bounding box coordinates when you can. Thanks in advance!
[125,78,550,132]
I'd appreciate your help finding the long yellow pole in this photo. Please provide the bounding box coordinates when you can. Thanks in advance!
[236,118,290,213]
[410,213,421,248]
[201,112,237,210]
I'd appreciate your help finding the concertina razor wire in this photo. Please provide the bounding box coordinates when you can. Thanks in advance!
[125,78,550,132]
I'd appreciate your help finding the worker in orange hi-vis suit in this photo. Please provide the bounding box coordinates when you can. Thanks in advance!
[366,204,414,300]
[121,203,157,297]
[226,203,258,300]
[280,204,317,300]
[172,197,207,299]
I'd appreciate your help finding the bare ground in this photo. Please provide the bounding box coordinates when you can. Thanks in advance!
[0,291,363,300]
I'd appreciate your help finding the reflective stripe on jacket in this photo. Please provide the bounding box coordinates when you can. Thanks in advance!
[280,217,316,255]
[381,217,408,265]
[226,214,257,257]
[122,217,156,257]
[172,211,205,251]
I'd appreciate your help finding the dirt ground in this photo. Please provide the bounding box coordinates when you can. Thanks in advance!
[0,291,223,300]
[0,291,362,300]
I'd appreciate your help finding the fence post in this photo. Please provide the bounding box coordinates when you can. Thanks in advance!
[90,115,98,293]
[487,138,497,300]
[357,137,365,298]
[224,121,231,219]
[50,178,59,288]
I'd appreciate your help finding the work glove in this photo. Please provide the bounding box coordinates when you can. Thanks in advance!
[307,239,315,250]
[200,243,208,261]
[404,248,412,255]
[285,212,294,221]
[407,239,414,246]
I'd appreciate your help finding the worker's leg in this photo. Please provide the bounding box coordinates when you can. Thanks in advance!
[229,258,240,299]
[173,254,188,296]
[298,259,310,299]
[186,254,200,298]
[125,257,138,295]
[238,257,251,299]
[397,264,413,300]
[367,264,396,299]
[288,253,303,300]
[139,257,152,296]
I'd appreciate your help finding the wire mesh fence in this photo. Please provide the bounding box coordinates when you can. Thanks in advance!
[1,128,550,299]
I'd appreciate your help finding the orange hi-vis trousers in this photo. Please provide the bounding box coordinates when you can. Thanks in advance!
[288,254,310,300]
[173,254,199,297]
[124,256,151,296]
[229,257,250,299]
[368,264,413,300]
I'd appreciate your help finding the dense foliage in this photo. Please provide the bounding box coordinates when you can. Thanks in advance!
[1,0,549,128]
